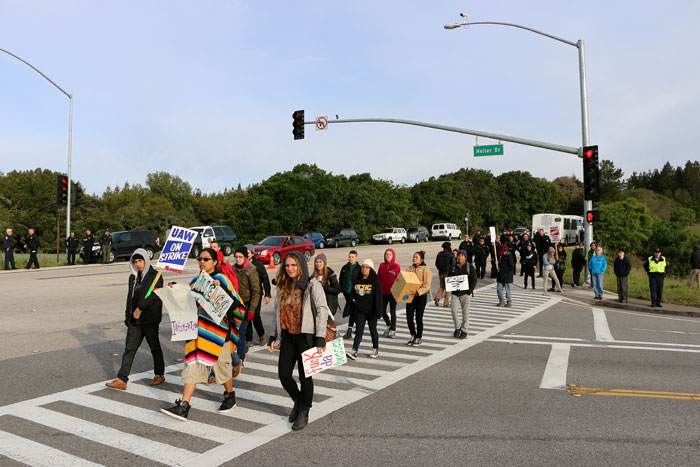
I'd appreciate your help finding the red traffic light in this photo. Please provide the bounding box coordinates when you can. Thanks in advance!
[583,149,593,158]
[586,210,600,223]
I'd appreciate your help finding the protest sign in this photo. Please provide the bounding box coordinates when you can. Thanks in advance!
[189,270,233,325]
[156,226,198,274]
[445,274,470,292]
[489,226,499,268]
[301,337,347,377]
[155,283,198,341]
[550,226,560,243]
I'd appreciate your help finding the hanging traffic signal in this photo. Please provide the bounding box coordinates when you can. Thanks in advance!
[56,174,68,205]
[586,210,600,223]
[582,145,599,201]
[72,182,83,206]
[292,110,305,140]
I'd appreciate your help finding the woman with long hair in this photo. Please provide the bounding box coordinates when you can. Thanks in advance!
[268,251,329,431]
[405,251,432,347]
[542,247,563,295]
[378,248,401,338]
[553,243,567,291]
[312,253,341,316]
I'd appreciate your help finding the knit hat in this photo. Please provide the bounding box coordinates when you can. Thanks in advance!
[235,246,248,257]
[315,253,327,265]
[458,249,467,257]
[245,244,256,254]
[548,246,555,253]
[361,258,374,269]
[441,241,451,250]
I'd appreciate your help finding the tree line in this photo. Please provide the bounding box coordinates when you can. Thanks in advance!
[1,161,698,275]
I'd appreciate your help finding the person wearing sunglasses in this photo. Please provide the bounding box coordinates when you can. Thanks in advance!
[161,248,242,421]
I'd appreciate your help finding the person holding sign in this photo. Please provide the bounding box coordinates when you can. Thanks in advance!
[448,250,477,339]
[106,249,165,390]
[160,248,240,422]
[268,251,329,431]
[405,251,432,347]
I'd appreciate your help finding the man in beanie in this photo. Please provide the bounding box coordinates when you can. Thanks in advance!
[449,250,478,338]
[434,241,454,307]
[346,258,382,360]
[614,248,632,303]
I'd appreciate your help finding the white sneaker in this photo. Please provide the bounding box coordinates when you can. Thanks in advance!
[369,348,379,359]
[346,349,357,360]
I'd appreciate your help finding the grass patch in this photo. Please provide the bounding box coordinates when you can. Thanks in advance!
[2,252,75,269]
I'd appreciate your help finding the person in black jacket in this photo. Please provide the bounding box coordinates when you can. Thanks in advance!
[245,244,272,346]
[4,228,16,270]
[687,245,700,288]
[496,244,515,307]
[571,243,586,287]
[106,248,165,390]
[534,229,551,277]
[23,228,40,269]
[434,242,454,307]
[346,259,382,360]
[613,248,632,303]
[449,250,478,339]
[458,235,475,264]
[339,250,361,339]
[474,237,490,279]
[82,229,94,264]
[65,231,79,265]
[522,244,537,289]
[517,233,535,276]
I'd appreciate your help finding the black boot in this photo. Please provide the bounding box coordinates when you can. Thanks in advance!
[292,406,310,431]
[289,396,301,423]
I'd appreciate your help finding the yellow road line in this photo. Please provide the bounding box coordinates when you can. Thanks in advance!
[566,385,700,400]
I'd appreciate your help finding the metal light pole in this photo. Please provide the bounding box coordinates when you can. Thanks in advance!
[445,16,593,281]
[0,48,73,237]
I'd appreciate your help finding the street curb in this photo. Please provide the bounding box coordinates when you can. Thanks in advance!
[561,291,700,318]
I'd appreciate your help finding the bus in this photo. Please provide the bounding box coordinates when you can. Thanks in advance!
[531,214,583,245]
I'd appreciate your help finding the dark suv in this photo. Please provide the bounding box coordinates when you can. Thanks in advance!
[325,229,359,248]
[407,226,429,242]
[189,225,237,258]
[80,230,160,263]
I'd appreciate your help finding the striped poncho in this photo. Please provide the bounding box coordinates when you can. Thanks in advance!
[184,271,247,366]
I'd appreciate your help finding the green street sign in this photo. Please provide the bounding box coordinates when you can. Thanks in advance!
[474,144,504,157]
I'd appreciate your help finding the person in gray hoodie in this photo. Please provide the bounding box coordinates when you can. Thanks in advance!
[106,248,165,390]
[267,250,330,431]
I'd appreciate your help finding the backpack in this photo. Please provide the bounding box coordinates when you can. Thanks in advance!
[436,251,450,272]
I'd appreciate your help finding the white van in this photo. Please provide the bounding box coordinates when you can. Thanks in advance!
[431,223,461,240]
[531,214,583,245]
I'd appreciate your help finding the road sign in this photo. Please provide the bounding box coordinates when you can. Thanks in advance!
[474,144,504,157]
[315,116,328,130]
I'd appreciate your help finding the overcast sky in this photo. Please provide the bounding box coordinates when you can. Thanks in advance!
[1,1,698,195]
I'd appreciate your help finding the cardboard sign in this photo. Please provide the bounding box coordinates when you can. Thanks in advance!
[156,226,198,273]
[302,337,347,376]
[550,226,560,242]
[189,271,233,325]
[445,274,470,292]
[391,270,422,303]
[155,283,198,341]
[489,226,496,241]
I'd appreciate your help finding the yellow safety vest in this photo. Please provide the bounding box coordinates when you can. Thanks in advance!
[647,256,666,273]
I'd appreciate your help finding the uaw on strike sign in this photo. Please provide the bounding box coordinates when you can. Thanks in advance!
[156,226,198,273]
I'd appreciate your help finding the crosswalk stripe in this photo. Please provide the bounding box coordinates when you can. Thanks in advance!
[251,352,394,375]
[10,405,195,465]
[241,361,369,387]
[233,373,344,397]
[0,429,103,467]
[62,391,240,444]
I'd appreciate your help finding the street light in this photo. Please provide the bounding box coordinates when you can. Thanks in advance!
[444,15,593,280]
[0,47,73,238]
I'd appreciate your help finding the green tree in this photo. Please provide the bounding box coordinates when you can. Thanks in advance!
[599,159,625,202]
[595,198,656,254]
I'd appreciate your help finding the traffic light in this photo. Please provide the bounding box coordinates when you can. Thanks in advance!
[582,145,599,201]
[72,182,83,206]
[586,210,601,223]
[56,175,68,205]
[292,110,305,140]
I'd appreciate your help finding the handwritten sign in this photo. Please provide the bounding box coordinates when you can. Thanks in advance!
[154,283,198,341]
[301,337,347,376]
[189,271,233,325]
[156,226,198,273]
[445,274,469,292]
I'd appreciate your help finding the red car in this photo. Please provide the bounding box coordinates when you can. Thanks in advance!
[253,235,315,265]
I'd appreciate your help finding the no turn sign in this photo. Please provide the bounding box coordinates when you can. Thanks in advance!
[315,116,328,130]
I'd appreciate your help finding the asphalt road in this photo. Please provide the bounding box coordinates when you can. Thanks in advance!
[1,242,699,466]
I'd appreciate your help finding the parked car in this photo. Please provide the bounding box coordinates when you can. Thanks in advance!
[252,235,315,265]
[372,227,407,244]
[79,229,160,263]
[407,226,430,242]
[325,229,359,248]
[514,227,529,239]
[431,223,461,240]
[189,225,237,258]
[298,231,325,249]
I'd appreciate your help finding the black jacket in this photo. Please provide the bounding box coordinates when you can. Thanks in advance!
[82,233,94,248]
[691,246,700,269]
[26,233,40,251]
[458,240,475,263]
[523,249,538,269]
[352,270,383,317]
[497,253,515,284]
[474,244,490,261]
[3,234,14,251]
[65,236,79,250]
[449,261,478,296]
[125,267,164,326]
[320,266,341,315]
[339,262,361,295]
[435,249,454,274]
[252,259,272,299]
[571,248,586,268]
[518,239,535,260]
[614,255,632,277]
[535,234,551,254]
[100,233,112,246]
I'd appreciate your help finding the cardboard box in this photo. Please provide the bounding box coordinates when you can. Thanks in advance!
[391,270,422,303]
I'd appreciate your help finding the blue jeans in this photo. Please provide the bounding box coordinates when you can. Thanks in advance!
[497,282,511,304]
[592,273,604,298]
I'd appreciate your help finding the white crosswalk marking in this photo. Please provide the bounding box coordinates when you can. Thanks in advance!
[0,284,559,466]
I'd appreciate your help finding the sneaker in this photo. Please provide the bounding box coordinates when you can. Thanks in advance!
[412,338,422,347]
[383,326,389,337]
[388,330,396,339]
[458,330,468,339]
[406,337,415,346]
[369,348,379,359]
[343,328,353,340]
[218,391,237,412]
[161,399,190,421]
[453,329,461,338]
[346,349,358,360]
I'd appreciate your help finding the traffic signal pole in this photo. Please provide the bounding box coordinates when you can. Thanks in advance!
[578,39,593,284]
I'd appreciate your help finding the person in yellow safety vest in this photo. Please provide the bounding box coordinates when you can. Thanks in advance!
[643,248,669,308]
